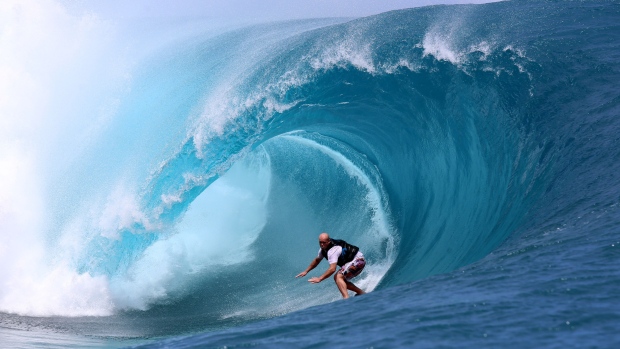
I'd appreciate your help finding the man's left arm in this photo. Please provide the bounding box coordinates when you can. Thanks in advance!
[308,263,337,283]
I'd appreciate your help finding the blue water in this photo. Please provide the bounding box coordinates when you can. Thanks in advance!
[2,1,620,348]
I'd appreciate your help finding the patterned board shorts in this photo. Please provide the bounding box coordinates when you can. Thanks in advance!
[339,257,366,280]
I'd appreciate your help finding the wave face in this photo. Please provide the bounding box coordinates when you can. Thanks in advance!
[2,1,620,347]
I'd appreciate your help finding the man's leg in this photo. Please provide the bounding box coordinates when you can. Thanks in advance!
[345,281,365,296]
[334,272,350,298]
[336,257,367,298]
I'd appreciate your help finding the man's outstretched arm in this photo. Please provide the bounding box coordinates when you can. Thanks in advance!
[296,256,322,278]
[308,263,337,283]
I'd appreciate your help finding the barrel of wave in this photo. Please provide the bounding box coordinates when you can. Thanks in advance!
[236,133,397,314]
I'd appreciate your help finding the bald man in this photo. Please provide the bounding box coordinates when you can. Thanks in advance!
[296,232,366,298]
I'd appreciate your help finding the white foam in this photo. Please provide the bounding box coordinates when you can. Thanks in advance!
[0,151,114,317]
[422,26,498,68]
[422,32,462,64]
[310,41,376,74]
[263,97,300,118]
[381,59,422,74]
[97,185,158,239]
[192,89,250,158]
[0,170,137,317]
[191,73,307,159]
[0,0,131,317]
[0,265,114,317]
[469,41,492,60]
[109,148,272,310]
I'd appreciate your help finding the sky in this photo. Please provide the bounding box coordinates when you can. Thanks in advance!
[65,0,498,23]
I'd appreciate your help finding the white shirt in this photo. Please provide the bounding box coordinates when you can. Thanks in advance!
[318,246,363,265]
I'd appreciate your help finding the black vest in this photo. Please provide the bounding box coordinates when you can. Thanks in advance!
[321,239,359,267]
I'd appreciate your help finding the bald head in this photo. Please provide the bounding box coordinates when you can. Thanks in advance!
[318,233,331,249]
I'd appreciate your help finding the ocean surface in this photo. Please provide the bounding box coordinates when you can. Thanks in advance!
[1,0,620,348]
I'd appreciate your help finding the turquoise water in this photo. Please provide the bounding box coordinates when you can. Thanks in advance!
[2,1,620,348]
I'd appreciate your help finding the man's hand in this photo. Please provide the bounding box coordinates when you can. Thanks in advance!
[296,271,308,278]
[308,277,322,283]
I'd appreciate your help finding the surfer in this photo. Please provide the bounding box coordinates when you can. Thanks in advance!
[296,232,366,298]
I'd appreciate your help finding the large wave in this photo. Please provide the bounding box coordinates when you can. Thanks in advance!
[1,3,536,318]
[4,0,617,343]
